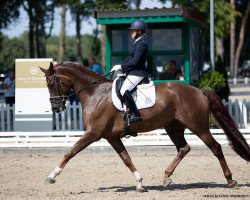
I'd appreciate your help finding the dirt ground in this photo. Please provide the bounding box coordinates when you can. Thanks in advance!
[0,147,249,200]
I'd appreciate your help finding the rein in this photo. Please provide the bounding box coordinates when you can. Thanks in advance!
[67,71,114,98]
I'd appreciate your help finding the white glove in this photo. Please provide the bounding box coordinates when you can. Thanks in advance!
[110,65,121,72]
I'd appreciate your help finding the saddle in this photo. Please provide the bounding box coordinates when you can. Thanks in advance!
[112,76,156,138]
[112,76,156,112]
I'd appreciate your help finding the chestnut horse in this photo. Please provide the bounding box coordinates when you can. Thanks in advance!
[40,62,250,192]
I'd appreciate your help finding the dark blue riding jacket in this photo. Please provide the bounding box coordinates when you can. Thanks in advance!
[121,36,148,78]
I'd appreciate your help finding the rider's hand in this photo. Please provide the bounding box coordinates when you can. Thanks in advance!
[110,65,121,72]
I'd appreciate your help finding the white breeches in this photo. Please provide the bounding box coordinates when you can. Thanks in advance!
[120,75,144,96]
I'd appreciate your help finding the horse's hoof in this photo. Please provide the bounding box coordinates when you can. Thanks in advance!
[228,180,238,188]
[136,186,148,193]
[163,178,172,187]
[45,177,55,185]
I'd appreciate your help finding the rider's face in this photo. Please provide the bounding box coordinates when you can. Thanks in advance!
[130,30,137,40]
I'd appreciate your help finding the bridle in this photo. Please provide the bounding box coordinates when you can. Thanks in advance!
[47,74,69,106]
[47,71,114,105]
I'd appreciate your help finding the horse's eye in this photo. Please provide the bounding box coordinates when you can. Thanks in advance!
[48,83,54,89]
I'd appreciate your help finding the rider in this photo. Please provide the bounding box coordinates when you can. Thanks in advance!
[111,20,149,125]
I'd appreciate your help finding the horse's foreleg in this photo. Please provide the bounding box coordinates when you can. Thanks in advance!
[107,138,147,192]
[45,131,100,184]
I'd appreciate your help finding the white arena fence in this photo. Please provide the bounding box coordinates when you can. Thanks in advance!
[0,104,14,132]
[1,99,250,132]
[228,77,250,85]
[53,102,83,131]
[0,99,250,147]
[0,129,249,148]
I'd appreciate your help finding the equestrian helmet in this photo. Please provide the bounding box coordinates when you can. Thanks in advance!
[128,20,148,33]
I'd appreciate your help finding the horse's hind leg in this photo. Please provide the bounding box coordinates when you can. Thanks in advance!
[107,137,147,192]
[45,131,101,184]
[197,130,238,188]
[163,121,190,187]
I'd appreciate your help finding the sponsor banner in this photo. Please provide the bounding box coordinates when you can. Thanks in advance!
[15,58,52,88]
[15,59,53,131]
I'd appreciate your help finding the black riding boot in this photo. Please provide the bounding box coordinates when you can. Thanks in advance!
[123,90,142,125]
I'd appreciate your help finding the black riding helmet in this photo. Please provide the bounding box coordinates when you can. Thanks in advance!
[128,20,148,33]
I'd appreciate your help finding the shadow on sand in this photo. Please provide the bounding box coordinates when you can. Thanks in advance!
[97,182,250,193]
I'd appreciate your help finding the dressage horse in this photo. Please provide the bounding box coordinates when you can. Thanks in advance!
[40,62,250,192]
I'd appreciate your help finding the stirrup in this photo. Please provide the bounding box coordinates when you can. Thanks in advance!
[129,115,142,124]
[124,113,142,127]
[120,131,138,138]
[124,112,130,127]
[120,132,138,139]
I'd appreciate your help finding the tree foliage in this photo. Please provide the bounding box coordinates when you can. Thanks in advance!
[23,0,55,58]
[0,34,28,73]
[95,0,127,9]
[0,32,101,72]
[199,71,225,92]
[0,0,23,52]
[0,0,22,29]
[198,55,230,100]
[170,0,240,39]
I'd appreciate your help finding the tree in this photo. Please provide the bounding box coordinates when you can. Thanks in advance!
[230,0,235,77]
[0,0,22,29]
[59,4,67,63]
[23,0,35,58]
[0,29,103,72]
[0,0,22,52]
[69,0,95,63]
[95,0,127,66]
[126,0,141,9]
[23,0,55,58]
[0,35,28,72]
[167,0,239,61]
[233,0,250,78]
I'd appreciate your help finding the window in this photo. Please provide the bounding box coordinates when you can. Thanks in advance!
[111,56,123,66]
[150,55,185,80]
[112,30,132,52]
[147,29,182,51]
[190,28,202,81]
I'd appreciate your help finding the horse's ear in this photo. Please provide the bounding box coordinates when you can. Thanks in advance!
[49,62,55,74]
[39,67,46,73]
[49,62,54,69]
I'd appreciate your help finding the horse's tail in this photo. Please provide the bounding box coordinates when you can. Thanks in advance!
[202,89,250,162]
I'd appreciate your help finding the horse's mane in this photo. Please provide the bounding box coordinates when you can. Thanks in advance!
[55,62,108,82]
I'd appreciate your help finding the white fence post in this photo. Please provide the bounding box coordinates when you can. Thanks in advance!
[244,77,249,84]
[6,104,11,131]
[72,102,77,130]
[239,100,247,128]
[233,77,237,85]
[0,104,4,132]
